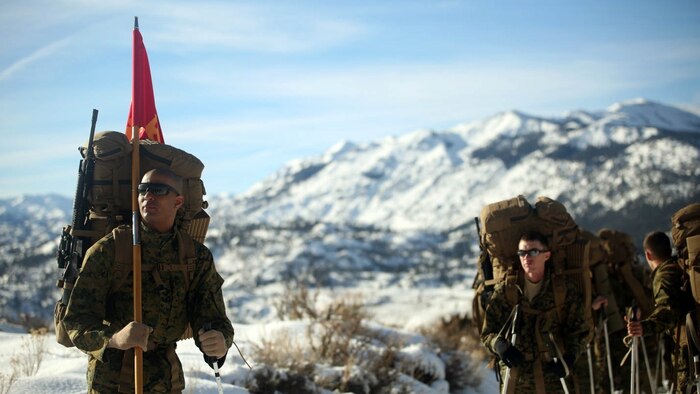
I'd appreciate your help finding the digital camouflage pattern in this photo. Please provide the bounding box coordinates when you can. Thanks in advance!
[642,257,691,394]
[63,223,234,393]
[481,264,589,393]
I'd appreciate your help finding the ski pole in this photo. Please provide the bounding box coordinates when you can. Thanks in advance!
[202,323,224,394]
[627,306,639,394]
[601,307,616,392]
[640,336,656,394]
[586,342,595,394]
[501,304,521,394]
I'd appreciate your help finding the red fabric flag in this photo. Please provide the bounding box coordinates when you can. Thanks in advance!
[126,21,164,143]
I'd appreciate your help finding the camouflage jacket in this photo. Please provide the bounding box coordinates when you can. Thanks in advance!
[481,264,588,391]
[63,223,234,393]
[641,257,687,336]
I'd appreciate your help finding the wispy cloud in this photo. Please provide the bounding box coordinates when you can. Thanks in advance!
[0,37,71,81]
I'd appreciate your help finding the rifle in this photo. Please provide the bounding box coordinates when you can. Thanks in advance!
[473,217,494,300]
[56,109,98,305]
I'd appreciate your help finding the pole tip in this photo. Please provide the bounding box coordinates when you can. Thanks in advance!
[134,16,139,29]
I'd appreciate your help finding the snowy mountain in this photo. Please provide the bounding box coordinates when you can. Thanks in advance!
[211,98,699,234]
[1,98,699,330]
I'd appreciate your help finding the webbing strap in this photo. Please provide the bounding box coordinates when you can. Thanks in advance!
[111,226,197,294]
[617,262,653,318]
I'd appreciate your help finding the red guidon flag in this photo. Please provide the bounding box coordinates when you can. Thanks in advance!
[126,17,164,143]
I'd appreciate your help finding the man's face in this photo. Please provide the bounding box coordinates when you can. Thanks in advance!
[137,172,183,233]
[518,239,550,283]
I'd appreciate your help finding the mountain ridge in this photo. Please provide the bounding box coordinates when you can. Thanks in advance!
[1,98,698,327]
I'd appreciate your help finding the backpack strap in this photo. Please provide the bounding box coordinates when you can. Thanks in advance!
[615,259,653,318]
[110,226,198,293]
[111,226,134,295]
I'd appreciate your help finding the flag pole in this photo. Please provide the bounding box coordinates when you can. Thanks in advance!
[131,15,144,394]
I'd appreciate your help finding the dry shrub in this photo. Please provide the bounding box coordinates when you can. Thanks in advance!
[420,313,487,390]
[252,327,315,369]
[10,327,48,377]
[311,294,369,365]
[252,285,408,393]
[1,328,48,394]
[274,285,319,320]
[246,365,317,394]
[0,371,17,394]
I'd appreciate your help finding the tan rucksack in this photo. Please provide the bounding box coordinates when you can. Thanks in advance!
[83,131,210,244]
[672,203,700,303]
[582,230,624,333]
[472,195,593,343]
[597,228,653,319]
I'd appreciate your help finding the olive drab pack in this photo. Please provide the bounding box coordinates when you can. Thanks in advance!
[471,195,593,343]
[597,228,653,319]
[582,230,625,333]
[54,131,210,347]
[84,131,210,244]
[672,203,700,303]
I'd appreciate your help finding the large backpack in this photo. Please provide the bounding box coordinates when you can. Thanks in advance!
[672,203,700,303]
[582,230,625,333]
[597,228,653,319]
[471,195,593,344]
[82,131,210,244]
[54,131,210,347]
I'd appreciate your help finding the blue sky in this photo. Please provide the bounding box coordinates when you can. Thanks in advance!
[1,0,699,198]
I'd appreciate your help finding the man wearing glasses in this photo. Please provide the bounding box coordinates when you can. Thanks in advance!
[481,230,588,393]
[64,168,234,393]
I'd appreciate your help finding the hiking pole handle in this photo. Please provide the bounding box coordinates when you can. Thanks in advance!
[202,323,225,394]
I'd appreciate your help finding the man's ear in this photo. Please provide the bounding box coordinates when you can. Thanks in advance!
[174,195,184,210]
[645,249,654,261]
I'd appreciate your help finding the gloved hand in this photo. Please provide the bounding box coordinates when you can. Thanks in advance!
[108,321,153,351]
[493,336,525,368]
[544,354,574,378]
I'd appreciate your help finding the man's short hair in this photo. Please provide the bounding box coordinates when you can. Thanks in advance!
[643,231,672,260]
[145,168,183,195]
[520,230,550,249]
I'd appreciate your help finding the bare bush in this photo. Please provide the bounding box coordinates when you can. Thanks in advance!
[0,328,48,394]
[274,285,319,320]
[0,371,17,394]
[420,313,487,390]
[253,287,485,393]
[246,365,317,394]
[10,327,48,377]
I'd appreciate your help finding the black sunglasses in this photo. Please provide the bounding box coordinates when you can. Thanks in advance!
[137,182,180,196]
[517,248,547,257]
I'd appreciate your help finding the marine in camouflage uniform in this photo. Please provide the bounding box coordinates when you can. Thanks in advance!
[481,231,589,393]
[63,169,234,393]
[627,231,691,394]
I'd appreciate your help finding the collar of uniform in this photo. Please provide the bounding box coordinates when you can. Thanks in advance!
[139,220,178,244]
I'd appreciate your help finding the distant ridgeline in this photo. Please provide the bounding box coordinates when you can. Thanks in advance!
[1,98,699,327]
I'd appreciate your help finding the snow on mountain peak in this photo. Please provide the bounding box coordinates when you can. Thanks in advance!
[216,99,700,231]
[604,98,700,132]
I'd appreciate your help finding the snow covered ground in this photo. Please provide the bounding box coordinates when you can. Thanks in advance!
[0,284,499,394]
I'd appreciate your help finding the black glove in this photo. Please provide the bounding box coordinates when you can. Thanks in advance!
[544,354,574,378]
[493,337,525,368]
